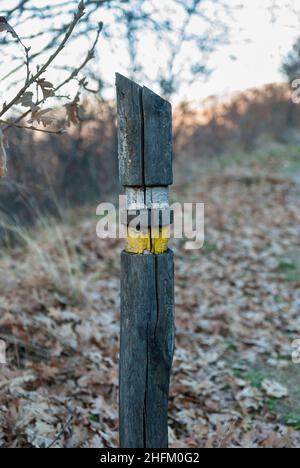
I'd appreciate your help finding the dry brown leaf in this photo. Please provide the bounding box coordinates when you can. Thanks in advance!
[37,78,55,100]
[65,93,80,126]
[262,380,289,399]
[0,17,18,39]
[17,91,36,109]
[28,108,55,127]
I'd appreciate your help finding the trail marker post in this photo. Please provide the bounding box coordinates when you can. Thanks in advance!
[116,73,175,448]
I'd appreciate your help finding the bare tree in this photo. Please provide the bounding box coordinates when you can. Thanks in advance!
[1,0,232,98]
[0,1,103,176]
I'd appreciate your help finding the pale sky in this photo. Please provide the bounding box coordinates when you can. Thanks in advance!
[193,0,299,102]
[1,0,299,105]
[93,0,300,102]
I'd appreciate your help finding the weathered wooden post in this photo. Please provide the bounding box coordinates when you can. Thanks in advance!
[116,73,175,448]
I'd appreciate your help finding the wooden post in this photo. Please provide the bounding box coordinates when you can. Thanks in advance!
[116,73,175,448]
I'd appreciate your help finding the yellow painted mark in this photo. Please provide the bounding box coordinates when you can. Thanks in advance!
[150,226,170,254]
[126,226,169,254]
[126,227,149,254]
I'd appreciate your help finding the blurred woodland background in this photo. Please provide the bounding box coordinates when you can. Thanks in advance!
[1,0,300,448]
[1,0,300,231]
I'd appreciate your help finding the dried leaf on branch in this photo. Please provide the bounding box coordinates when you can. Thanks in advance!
[65,94,81,126]
[28,108,56,128]
[0,17,18,39]
[37,79,55,100]
[17,92,36,109]
[0,1,104,176]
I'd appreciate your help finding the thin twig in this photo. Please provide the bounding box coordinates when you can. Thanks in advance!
[47,411,73,449]
[0,120,65,134]
[2,18,103,131]
[14,31,32,86]
[0,1,86,119]
[55,21,103,94]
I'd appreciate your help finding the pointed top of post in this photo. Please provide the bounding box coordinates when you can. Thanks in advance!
[142,85,172,107]
[115,73,141,91]
[116,73,173,187]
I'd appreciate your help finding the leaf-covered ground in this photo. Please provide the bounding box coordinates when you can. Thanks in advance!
[0,145,300,448]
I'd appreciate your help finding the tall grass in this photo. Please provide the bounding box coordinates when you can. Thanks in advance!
[0,208,85,305]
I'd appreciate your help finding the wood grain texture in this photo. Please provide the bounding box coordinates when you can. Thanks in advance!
[145,251,175,447]
[142,86,173,186]
[116,73,144,186]
[120,250,175,448]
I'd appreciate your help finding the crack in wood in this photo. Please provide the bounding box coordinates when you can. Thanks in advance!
[117,74,174,449]
[119,251,175,448]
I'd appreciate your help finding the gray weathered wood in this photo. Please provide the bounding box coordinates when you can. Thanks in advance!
[142,86,173,186]
[145,251,175,447]
[116,73,144,186]
[120,250,175,448]
[117,73,175,449]
[116,74,173,187]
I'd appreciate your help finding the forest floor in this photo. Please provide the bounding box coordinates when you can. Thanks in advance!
[0,144,300,448]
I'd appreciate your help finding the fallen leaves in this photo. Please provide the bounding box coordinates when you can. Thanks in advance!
[0,150,300,447]
[262,380,289,399]
[237,387,263,412]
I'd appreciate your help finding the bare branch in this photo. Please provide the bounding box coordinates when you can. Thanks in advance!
[2,20,103,131]
[0,119,66,135]
[56,21,103,94]
[0,1,86,119]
